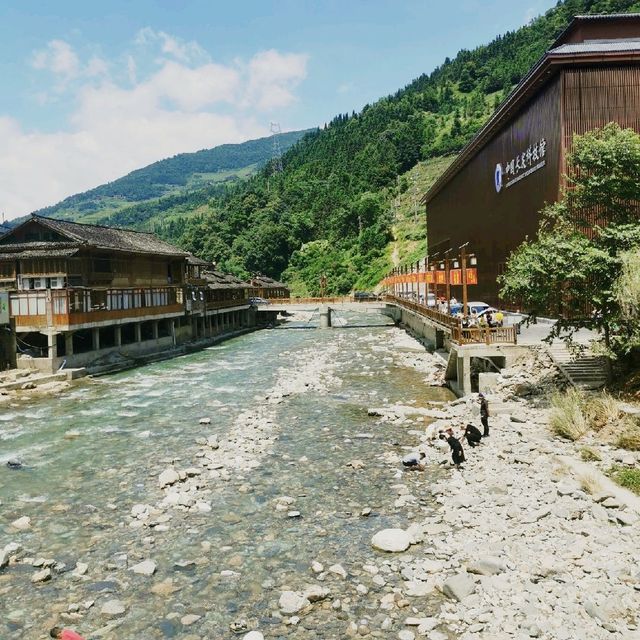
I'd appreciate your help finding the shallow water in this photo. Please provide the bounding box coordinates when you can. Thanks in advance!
[0,312,453,638]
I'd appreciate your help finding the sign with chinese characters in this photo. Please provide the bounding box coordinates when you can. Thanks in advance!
[495,137,547,193]
[0,291,8,325]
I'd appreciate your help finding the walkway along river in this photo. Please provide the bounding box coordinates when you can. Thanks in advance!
[0,311,454,639]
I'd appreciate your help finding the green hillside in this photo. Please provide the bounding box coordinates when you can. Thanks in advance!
[150,0,639,295]
[31,130,308,225]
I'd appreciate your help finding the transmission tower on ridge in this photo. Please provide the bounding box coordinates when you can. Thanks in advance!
[270,122,284,174]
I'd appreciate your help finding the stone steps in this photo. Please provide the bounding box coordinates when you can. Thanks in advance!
[546,344,609,390]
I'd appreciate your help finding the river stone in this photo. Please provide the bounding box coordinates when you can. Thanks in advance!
[131,559,156,576]
[101,599,127,618]
[74,562,89,576]
[199,417,211,424]
[181,614,201,625]
[244,632,264,640]
[303,584,330,602]
[442,573,476,601]
[398,631,415,640]
[466,557,505,576]
[615,511,637,525]
[328,564,347,578]
[311,561,324,574]
[158,468,179,488]
[279,591,309,614]
[31,568,51,583]
[371,528,411,552]
[10,516,31,531]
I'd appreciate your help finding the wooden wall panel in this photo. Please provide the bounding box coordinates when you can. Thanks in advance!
[427,78,562,307]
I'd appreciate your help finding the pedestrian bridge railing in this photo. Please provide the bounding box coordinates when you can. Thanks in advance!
[382,294,517,345]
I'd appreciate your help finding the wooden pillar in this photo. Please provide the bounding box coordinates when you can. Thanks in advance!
[92,328,100,351]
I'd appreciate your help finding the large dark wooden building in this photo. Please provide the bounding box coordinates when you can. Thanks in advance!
[424,13,640,306]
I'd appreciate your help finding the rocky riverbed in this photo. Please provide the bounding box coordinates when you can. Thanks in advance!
[1,316,638,639]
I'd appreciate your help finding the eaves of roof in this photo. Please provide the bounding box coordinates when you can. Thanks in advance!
[422,46,640,205]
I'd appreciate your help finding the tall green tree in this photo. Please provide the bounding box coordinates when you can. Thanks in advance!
[500,124,640,358]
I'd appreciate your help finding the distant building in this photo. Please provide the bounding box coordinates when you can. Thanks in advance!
[423,13,640,307]
[0,215,253,372]
[249,274,290,299]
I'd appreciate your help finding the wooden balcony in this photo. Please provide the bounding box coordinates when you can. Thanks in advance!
[11,287,184,330]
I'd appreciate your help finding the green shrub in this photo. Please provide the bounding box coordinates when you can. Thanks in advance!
[608,465,640,495]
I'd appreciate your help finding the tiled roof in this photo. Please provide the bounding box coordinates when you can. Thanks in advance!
[15,215,188,257]
[250,274,288,288]
[0,248,79,260]
[203,269,250,290]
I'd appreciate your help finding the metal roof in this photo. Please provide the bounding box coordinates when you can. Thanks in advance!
[551,40,640,54]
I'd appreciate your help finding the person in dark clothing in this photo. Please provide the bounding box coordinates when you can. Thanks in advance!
[464,423,483,447]
[478,393,490,437]
[439,430,465,468]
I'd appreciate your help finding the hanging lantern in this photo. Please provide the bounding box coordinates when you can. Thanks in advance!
[453,259,460,269]
[469,255,478,266]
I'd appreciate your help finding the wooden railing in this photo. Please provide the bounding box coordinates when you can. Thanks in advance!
[262,296,353,305]
[11,287,184,329]
[383,294,517,345]
[451,326,517,345]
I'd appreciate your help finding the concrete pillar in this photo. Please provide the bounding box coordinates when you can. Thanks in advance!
[47,332,57,359]
[134,323,142,343]
[64,332,74,356]
[152,320,159,340]
[114,326,122,347]
[92,328,100,351]
[456,353,472,396]
[319,305,332,329]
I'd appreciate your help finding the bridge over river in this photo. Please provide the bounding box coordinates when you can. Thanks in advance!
[257,295,524,396]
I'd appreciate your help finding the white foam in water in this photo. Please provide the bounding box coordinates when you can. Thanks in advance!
[117,411,140,418]
[0,412,17,421]
[136,430,152,438]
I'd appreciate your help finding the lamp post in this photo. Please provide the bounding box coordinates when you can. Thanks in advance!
[444,248,452,314]
[430,252,440,310]
[460,242,469,316]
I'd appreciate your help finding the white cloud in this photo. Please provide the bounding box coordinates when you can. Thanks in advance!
[337,82,354,94]
[1,34,309,219]
[244,49,309,110]
[32,39,80,79]
[135,27,210,65]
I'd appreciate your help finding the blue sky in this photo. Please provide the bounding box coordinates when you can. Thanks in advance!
[0,0,556,218]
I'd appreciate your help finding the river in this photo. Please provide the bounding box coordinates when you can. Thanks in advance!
[0,311,454,639]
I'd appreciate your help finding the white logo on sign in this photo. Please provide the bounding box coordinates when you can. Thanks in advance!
[494,163,503,193]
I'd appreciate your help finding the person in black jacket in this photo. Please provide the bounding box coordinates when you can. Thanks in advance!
[478,393,490,437]
[463,423,483,447]
[439,430,465,468]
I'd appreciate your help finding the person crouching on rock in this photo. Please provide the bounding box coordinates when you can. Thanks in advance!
[50,627,86,640]
[402,451,426,470]
[439,430,465,469]
[464,423,483,448]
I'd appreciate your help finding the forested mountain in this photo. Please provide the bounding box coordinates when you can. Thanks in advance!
[35,0,640,295]
[31,130,308,226]
[152,0,640,295]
